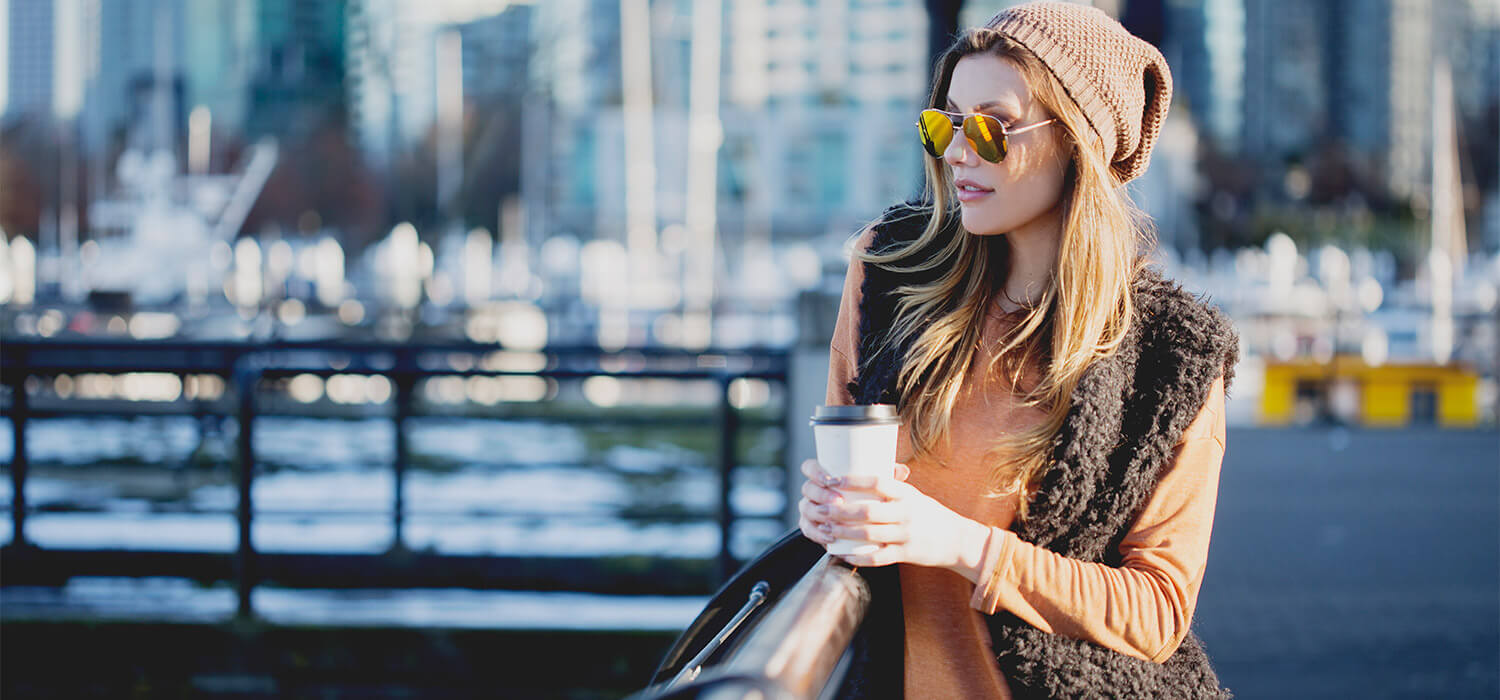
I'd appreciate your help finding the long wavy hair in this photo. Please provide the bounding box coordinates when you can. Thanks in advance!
[853,26,1157,521]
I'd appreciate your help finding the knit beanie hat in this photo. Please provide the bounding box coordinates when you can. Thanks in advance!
[986,1,1173,183]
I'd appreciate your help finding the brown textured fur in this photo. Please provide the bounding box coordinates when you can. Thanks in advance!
[838,202,1238,699]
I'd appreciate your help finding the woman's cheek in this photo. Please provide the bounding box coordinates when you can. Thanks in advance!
[961,198,1019,236]
[984,186,1033,233]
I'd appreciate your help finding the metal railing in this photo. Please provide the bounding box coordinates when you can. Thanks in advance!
[1,337,792,618]
[633,554,870,700]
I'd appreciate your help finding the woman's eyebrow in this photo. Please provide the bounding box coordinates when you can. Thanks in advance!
[945,98,1021,116]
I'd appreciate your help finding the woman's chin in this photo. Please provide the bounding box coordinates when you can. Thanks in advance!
[959,208,1008,237]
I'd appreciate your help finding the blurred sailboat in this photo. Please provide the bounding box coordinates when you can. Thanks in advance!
[1421,54,1466,365]
[77,4,277,310]
[85,140,278,309]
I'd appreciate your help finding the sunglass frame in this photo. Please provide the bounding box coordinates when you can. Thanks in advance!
[917,109,1056,163]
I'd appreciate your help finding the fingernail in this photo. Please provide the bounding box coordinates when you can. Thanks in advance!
[824,476,844,488]
[815,505,831,517]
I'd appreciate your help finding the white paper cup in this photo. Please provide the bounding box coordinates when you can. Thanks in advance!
[809,404,901,556]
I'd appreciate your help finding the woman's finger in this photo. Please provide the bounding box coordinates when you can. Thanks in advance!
[800,458,832,482]
[837,544,903,568]
[894,463,911,481]
[799,517,832,544]
[800,479,843,505]
[829,522,909,545]
[801,458,846,488]
[826,498,907,524]
[797,497,833,525]
[799,516,834,544]
[835,475,910,500]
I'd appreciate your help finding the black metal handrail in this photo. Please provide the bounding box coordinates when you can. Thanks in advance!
[1,337,792,618]
[633,555,870,700]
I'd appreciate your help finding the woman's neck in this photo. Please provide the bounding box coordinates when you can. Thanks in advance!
[998,206,1063,312]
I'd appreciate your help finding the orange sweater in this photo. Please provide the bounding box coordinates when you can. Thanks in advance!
[824,229,1227,698]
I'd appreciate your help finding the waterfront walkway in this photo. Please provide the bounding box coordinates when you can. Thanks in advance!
[1195,427,1498,699]
[2,427,1496,698]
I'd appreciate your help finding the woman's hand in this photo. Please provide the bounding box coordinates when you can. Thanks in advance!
[797,458,992,579]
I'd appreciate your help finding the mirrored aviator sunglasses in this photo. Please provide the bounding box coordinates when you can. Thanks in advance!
[916,108,1054,164]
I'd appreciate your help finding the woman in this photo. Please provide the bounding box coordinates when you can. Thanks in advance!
[798,2,1238,698]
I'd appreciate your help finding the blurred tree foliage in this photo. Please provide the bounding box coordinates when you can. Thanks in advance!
[244,104,386,251]
[1193,103,1497,273]
[0,94,524,257]
[0,117,86,238]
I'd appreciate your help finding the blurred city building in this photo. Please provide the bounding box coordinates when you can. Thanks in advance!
[247,0,346,137]
[519,0,928,253]
[0,0,1497,422]
[4,0,54,119]
[347,0,436,170]
[1233,0,1499,202]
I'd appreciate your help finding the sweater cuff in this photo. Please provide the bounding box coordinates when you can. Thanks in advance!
[969,527,1017,614]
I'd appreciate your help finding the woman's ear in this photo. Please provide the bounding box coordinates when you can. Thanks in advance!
[1061,141,1080,188]
[1057,125,1078,164]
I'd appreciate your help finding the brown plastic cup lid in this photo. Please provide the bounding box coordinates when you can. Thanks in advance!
[809,404,900,425]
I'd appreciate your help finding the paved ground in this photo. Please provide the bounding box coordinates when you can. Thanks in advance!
[1193,428,1498,699]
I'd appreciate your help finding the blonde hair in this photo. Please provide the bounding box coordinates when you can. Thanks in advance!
[852,27,1156,521]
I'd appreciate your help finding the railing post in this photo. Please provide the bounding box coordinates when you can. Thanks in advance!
[392,368,414,553]
[8,374,30,548]
[234,365,260,620]
[778,351,799,528]
[717,373,739,584]
[789,289,839,529]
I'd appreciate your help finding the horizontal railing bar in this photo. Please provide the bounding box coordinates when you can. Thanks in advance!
[3,366,789,380]
[0,506,787,521]
[0,337,792,356]
[0,409,786,428]
[0,546,727,595]
[0,458,788,473]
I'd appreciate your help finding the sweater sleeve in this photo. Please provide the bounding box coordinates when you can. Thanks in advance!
[969,373,1227,663]
[825,226,877,407]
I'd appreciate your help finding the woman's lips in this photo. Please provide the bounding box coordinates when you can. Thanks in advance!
[960,186,996,202]
[955,179,994,203]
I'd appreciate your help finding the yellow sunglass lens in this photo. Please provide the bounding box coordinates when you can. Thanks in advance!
[918,110,1007,163]
[963,114,1005,162]
[918,110,954,157]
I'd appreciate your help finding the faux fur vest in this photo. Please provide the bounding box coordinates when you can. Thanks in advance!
[837,202,1240,699]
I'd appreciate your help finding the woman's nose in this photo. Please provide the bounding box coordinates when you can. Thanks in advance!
[942,128,975,167]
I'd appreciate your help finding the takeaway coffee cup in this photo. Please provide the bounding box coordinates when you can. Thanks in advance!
[809,404,901,556]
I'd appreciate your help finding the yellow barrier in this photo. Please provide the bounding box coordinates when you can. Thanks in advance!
[1260,355,1480,428]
